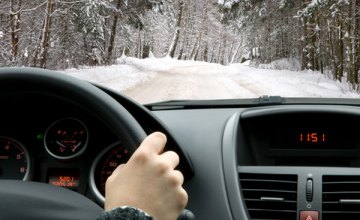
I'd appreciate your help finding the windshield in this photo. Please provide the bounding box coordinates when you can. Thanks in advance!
[1,0,359,104]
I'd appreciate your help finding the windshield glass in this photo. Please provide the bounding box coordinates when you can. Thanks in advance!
[1,0,359,104]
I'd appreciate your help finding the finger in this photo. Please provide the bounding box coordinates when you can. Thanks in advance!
[171,170,184,186]
[137,132,167,155]
[160,151,180,169]
[178,187,189,209]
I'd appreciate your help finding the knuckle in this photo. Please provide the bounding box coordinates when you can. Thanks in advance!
[169,170,184,186]
[132,150,149,163]
[168,174,180,186]
[168,151,180,161]
[157,160,170,174]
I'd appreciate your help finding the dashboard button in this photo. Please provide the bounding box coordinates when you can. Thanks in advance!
[300,211,318,220]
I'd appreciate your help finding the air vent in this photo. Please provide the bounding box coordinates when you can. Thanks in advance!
[323,175,360,220]
[239,173,297,220]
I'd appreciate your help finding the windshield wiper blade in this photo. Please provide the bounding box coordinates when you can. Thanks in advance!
[145,96,360,111]
[258,95,283,105]
[145,96,284,110]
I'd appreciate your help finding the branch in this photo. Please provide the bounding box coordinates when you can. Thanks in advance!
[22,1,47,13]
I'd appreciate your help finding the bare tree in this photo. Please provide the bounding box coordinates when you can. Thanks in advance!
[106,0,122,64]
[33,0,55,68]
[10,0,21,60]
[168,0,184,58]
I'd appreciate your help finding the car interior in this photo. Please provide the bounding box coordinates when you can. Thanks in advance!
[1,67,360,220]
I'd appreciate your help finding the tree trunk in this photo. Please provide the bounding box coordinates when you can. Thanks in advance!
[227,40,234,64]
[313,12,320,71]
[189,0,208,60]
[136,25,142,58]
[38,0,55,68]
[301,0,312,70]
[230,39,243,64]
[307,14,316,71]
[314,13,323,73]
[177,37,185,60]
[222,38,227,65]
[203,43,208,62]
[209,44,215,63]
[216,39,222,64]
[346,0,359,87]
[354,0,360,87]
[328,18,339,80]
[301,17,308,69]
[106,0,121,64]
[10,0,21,61]
[168,0,184,58]
[337,21,344,80]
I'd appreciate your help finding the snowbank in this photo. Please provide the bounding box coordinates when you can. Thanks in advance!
[115,55,223,72]
[257,58,302,71]
[229,63,359,98]
[63,63,156,92]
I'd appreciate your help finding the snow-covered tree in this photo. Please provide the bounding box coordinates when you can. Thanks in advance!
[0,0,359,89]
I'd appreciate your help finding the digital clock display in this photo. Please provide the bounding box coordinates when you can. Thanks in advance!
[48,169,80,190]
[299,132,326,143]
[270,128,356,149]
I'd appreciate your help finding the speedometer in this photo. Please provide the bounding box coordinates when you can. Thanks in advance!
[89,142,130,203]
[0,137,31,180]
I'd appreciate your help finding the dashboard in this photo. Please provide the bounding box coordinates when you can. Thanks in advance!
[151,103,360,220]
[2,72,360,220]
[0,94,122,203]
[0,89,193,207]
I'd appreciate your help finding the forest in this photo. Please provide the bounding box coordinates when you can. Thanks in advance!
[0,0,359,89]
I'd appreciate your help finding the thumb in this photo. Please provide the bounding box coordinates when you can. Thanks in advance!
[135,132,167,156]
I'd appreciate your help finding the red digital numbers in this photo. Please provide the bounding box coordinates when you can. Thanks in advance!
[49,175,79,188]
[300,132,326,143]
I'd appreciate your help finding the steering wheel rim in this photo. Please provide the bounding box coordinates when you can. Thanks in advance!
[0,67,147,219]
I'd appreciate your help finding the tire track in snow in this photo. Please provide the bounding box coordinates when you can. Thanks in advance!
[123,65,263,104]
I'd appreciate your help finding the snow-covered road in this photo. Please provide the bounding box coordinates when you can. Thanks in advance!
[64,56,360,104]
[123,65,263,104]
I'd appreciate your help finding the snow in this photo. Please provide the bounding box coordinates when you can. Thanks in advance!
[279,0,287,9]
[224,2,232,9]
[63,56,360,104]
[257,58,301,71]
[228,63,359,98]
[259,8,266,17]
[63,62,157,92]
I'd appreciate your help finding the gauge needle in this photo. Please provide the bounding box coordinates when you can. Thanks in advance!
[0,156,9,159]
[56,141,67,148]
[71,142,82,152]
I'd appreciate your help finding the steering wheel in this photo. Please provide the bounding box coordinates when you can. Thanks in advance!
[0,68,147,219]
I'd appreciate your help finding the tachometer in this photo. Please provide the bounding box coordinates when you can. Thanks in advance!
[89,142,130,203]
[0,137,31,180]
[44,118,88,160]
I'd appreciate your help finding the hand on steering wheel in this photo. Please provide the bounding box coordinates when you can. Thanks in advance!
[105,132,188,220]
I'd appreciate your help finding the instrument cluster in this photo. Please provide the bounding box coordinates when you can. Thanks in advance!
[0,104,130,206]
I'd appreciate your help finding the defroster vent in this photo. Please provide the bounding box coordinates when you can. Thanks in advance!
[323,175,360,220]
[239,173,297,220]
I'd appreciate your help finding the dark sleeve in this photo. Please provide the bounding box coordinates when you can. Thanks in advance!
[96,207,154,220]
